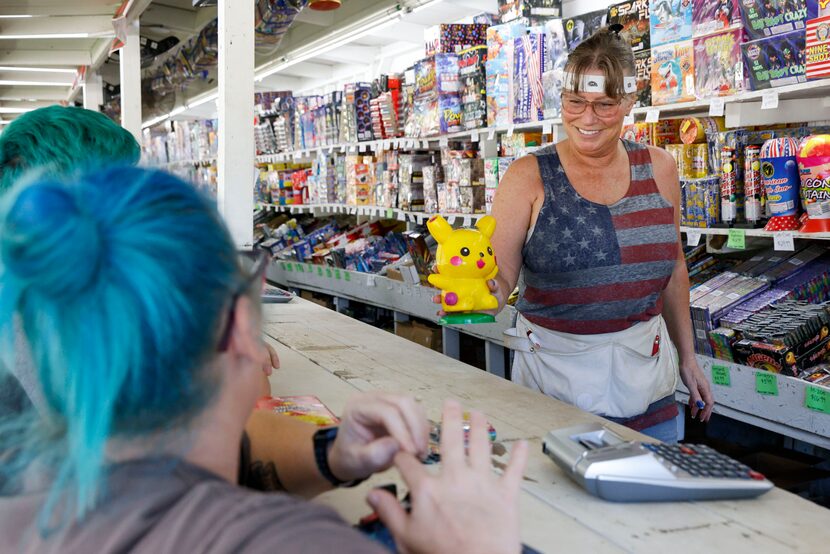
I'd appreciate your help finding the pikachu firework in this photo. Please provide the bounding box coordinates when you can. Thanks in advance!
[427,214,499,324]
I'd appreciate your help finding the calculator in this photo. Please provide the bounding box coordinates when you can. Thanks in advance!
[542,423,773,502]
[262,285,294,303]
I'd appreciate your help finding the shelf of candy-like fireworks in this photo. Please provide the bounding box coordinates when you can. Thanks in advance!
[156,157,218,169]
[676,355,830,450]
[254,117,562,164]
[257,202,487,225]
[681,226,830,243]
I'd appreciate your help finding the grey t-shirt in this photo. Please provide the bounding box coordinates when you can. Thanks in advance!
[0,458,388,554]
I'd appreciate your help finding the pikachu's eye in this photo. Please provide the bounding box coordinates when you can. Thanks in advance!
[487,247,493,255]
[460,247,470,256]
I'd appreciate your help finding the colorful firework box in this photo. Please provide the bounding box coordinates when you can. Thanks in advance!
[649,0,693,48]
[459,45,488,129]
[634,49,653,107]
[486,22,525,126]
[651,40,696,104]
[543,19,568,117]
[608,0,651,53]
[424,23,488,56]
[739,0,817,41]
[806,15,830,79]
[498,0,563,23]
[694,27,747,98]
[692,0,741,37]
[512,31,546,123]
[563,10,608,51]
[742,31,807,90]
[255,395,340,426]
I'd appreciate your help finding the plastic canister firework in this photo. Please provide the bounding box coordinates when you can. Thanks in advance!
[744,145,763,223]
[760,137,800,232]
[720,146,737,223]
[796,135,830,233]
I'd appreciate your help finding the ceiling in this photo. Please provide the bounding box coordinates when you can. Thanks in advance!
[0,0,498,126]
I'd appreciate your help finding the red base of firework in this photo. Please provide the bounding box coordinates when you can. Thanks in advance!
[764,215,800,232]
[799,217,830,233]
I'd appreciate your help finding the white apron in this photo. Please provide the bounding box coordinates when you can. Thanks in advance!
[505,313,679,418]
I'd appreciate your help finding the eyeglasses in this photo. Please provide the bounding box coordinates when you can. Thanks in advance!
[561,94,624,118]
[217,249,269,352]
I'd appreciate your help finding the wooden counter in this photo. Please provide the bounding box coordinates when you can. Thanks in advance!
[263,298,830,553]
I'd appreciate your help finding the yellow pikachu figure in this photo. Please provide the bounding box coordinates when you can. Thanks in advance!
[427,214,499,325]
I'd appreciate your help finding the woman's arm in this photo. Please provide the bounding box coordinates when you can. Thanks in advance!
[488,155,545,312]
[650,146,714,422]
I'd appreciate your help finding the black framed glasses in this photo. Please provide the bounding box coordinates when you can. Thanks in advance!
[217,249,269,352]
[560,93,624,118]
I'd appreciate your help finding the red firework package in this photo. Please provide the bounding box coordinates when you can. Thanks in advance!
[797,135,830,233]
[255,395,340,426]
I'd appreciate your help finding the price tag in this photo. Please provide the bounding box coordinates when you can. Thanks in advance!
[422,140,429,149]
[349,145,357,153]
[340,145,346,153]
[755,371,778,396]
[358,144,366,152]
[326,268,332,278]
[317,266,323,276]
[645,108,660,123]
[280,262,287,270]
[386,208,394,218]
[335,269,342,280]
[709,98,725,117]
[397,210,407,221]
[487,128,495,140]
[295,263,303,272]
[686,231,702,247]
[471,131,479,143]
[293,151,301,160]
[507,124,515,137]
[623,113,635,126]
[344,271,351,282]
[543,121,553,135]
[286,263,294,272]
[805,386,830,414]
[350,207,357,215]
[439,137,449,147]
[447,215,457,225]
[712,365,731,386]
[463,216,472,227]
[761,90,779,110]
[773,231,795,251]
[367,274,376,286]
[727,228,746,249]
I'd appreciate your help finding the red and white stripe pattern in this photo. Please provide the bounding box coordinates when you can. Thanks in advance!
[806,16,830,80]
[761,137,798,158]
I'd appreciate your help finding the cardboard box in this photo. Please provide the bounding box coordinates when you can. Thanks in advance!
[806,15,830,80]
[742,31,807,91]
[395,320,443,352]
[608,0,651,53]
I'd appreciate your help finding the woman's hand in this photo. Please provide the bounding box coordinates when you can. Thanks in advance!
[261,341,280,376]
[327,392,429,482]
[679,358,714,422]
[368,399,528,554]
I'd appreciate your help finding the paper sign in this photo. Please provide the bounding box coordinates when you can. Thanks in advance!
[367,275,376,286]
[712,365,731,386]
[326,268,332,278]
[447,215,457,225]
[755,372,778,396]
[645,108,660,123]
[340,146,346,153]
[761,90,779,110]
[439,137,449,147]
[542,122,553,135]
[709,98,725,117]
[487,128,495,140]
[686,231,702,247]
[463,216,472,227]
[471,131,479,143]
[317,266,323,276]
[773,231,795,251]
[422,140,429,149]
[623,113,635,126]
[280,262,287,270]
[295,263,303,272]
[397,210,407,221]
[805,386,830,414]
[334,269,341,280]
[286,263,294,272]
[727,228,746,249]
[507,124,515,137]
[386,208,394,218]
[344,271,351,282]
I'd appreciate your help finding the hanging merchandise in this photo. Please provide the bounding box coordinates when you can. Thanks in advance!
[436,54,463,134]
[651,40,695,104]
[742,31,807,90]
[692,0,740,37]
[649,0,692,48]
[693,27,746,98]
[512,31,546,123]
[564,10,608,51]
[486,22,525,126]
[796,135,830,233]
[760,137,801,232]
[607,0,651,53]
[255,0,310,46]
[459,45,488,130]
[633,49,652,107]
[542,19,569,117]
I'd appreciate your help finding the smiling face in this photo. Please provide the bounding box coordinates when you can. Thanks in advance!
[437,228,497,278]
[561,69,633,157]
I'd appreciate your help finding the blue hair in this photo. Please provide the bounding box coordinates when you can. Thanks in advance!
[0,166,240,525]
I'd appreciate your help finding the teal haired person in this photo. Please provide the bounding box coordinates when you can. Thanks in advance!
[0,167,528,552]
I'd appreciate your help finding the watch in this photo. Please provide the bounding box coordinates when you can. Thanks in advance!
[312,426,366,488]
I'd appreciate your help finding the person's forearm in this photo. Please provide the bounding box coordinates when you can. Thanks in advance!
[661,260,696,364]
[244,410,334,498]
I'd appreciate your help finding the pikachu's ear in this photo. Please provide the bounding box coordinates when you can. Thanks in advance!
[476,215,496,239]
[427,214,453,244]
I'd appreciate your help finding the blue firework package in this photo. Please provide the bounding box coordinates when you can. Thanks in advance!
[739,0,817,41]
[742,31,807,90]
[650,0,693,48]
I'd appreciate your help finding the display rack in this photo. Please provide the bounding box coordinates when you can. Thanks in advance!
[258,202,486,225]
[680,226,830,241]
[267,261,830,449]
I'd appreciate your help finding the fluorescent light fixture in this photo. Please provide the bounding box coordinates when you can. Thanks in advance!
[142,113,170,129]
[0,107,33,114]
[409,0,445,14]
[0,120,11,125]
[0,66,77,74]
[168,106,187,117]
[0,15,34,19]
[0,33,91,40]
[0,80,72,87]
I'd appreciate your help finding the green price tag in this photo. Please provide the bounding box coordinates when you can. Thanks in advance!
[325,268,332,278]
[317,267,323,276]
[335,269,342,280]
[727,228,746,249]
[286,263,294,272]
[805,386,830,414]
[295,263,303,272]
[385,208,393,218]
[712,365,731,387]
[280,262,287,270]
[344,272,351,282]
[755,371,778,396]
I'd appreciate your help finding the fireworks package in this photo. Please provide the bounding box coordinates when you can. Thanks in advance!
[607,0,651,53]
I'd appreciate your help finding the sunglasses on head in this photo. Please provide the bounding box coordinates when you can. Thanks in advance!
[217,249,269,352]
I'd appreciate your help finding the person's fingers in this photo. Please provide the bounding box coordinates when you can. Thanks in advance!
[467,410,492,472]
[501,440,529,493]
[266,342,280,369]
[700,380,715,421]
[361,436,400,472]
[357,401,419,454]
[367,488,409,539]
[439,399,465,468]
[487,279,498,292]
[393,451,428,491]
[378,395,430,457]
[688,390,701,419]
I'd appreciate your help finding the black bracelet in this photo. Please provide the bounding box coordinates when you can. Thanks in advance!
[313,426,367,488]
